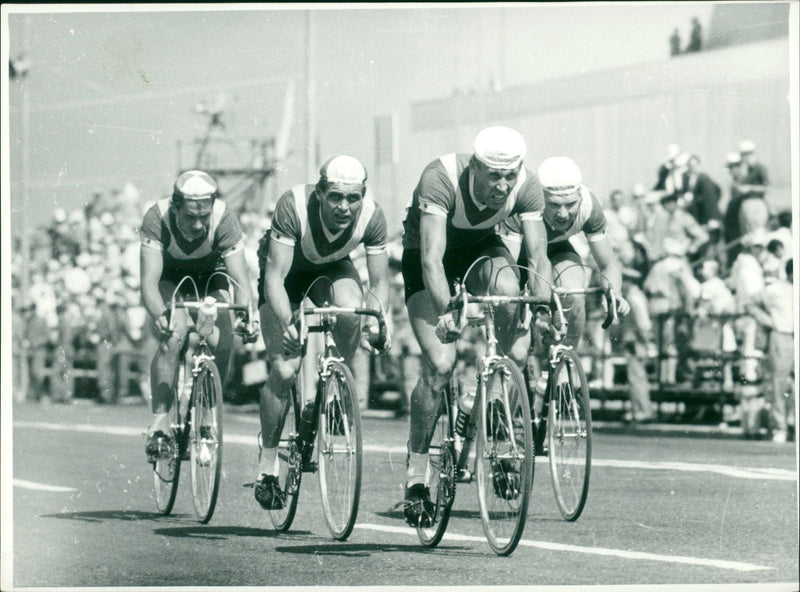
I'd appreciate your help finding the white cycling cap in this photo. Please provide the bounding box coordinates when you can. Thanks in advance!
[665,143,681,161]
[473,126,527,169]
[738,139,756,154]
[725,152,741,167]
[174,170,218,199]
[674,152,691,168]
[320,155,368,185]
[538,156,583,196]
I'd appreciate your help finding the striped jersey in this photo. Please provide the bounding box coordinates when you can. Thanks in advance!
[263,184,387,271]
[140,198,244,275]
[402,153,545,250]
[497,185,607,246]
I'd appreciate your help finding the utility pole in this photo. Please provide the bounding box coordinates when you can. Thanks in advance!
[305,9,317,180]
[12,15,32,402]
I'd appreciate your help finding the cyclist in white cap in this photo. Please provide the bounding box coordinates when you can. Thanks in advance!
[498,156,630,351]
[254,155,391,509]
[140,170,257,462]
[399,125,551,527]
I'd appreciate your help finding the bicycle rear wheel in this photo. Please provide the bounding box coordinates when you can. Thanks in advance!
[548,348,592,521]
[318,361,362,540]
[476,358,533,556]
[417,395,456,547]
[190,359,223,523]
[153,372,182,515]
[270,387,301,532]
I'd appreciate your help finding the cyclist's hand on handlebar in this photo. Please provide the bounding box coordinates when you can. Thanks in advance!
[615,295,631,317]
[155,312,172,341]
[236,316,260,344]
[282,324,302,357]
[363,324,391,353]
[435,312,462,344]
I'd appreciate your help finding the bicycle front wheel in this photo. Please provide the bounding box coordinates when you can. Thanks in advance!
[270,388,301,532]
[318,361,362,540]
[476,358,533,556]
[190,360,223,523]
[153,371,182,515]
[417,397,456,548]
[548,348,592,521]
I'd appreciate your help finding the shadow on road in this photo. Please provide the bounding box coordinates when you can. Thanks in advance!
[274,542,474,557]
[153,526,306,540]
[375,509,481,521]
[42,510,185,523]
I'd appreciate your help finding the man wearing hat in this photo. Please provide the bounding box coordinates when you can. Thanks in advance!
[253,155,390,509]
[140,170,258,462]
[735,139,770,238]
[399,125,550,527]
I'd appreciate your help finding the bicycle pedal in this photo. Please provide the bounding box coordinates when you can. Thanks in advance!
[302,460,318,473]
[456,468,473,484]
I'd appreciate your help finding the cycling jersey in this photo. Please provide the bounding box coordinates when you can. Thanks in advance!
[497,185,606,247]
[140,197,244,277]
[264,184,387,272]
[402,153,544,250]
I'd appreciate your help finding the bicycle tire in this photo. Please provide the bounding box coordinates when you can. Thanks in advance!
[318,360,362,540]
[189,359,223,523]
[153,369,182,515]
[476,358,533,556]
[416,394,456,547]
[547,348,592,521]
[270,386,302,532]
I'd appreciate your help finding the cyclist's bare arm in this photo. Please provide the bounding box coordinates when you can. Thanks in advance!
[140,244,167,320]
[520,217,552,299]
[587,235,623,297]
[223,248,255,306]
[366,249,391,316]
[263,237,296,334]
[420,213,451,315]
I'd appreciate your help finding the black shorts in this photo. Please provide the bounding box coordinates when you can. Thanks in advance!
[257,243,361,307]
[517,239,583,287]
[401,234,516,303]
[159,267,230,301]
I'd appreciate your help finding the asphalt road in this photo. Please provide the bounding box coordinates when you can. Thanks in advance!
[7,400,799,590]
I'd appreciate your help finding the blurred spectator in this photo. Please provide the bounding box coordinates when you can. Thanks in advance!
[686,17,703,52]
[670,28,682,57]
[727,230,768,382]
[679,154,722,261]
[736,140,770,237]
[722,151,747,264]
[643,192,708,263]
[654,144,682,192]
[746,259,795,443]
[693,259,737,390]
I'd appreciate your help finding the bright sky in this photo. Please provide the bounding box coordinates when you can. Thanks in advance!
[5,2,718,230]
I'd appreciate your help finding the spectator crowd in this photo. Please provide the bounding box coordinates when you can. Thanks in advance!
[10,138,795,441]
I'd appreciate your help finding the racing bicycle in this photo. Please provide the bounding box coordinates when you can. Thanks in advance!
[267,283,389,540]
[152,273,256,523]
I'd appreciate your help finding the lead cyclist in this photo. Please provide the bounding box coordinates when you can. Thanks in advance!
[140,170,258,463]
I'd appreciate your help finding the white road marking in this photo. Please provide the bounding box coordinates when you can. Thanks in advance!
[14,421,797,481]
[13,479,77,492]
[355,523,772,572]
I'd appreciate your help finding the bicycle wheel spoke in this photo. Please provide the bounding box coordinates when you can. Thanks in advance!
[476,359,533,556]
[270,394,301,532]
[548,351,592,521]
[318,362,362,541]
[190,361,223,523]
[416,405,455,547]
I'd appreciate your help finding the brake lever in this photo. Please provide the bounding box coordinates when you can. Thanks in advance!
[601,287,618,329]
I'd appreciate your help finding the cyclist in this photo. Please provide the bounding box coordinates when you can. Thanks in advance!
[400,126,551,527]
[254,155,390,510]
[497,156,631,351]
[140,170,257,462]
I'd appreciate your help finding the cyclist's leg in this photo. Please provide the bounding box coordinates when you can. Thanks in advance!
[550,244,586,350]
[207,284,234,382]
[309,260,363,364]
[147,280,191,450]
[462,239,528,366]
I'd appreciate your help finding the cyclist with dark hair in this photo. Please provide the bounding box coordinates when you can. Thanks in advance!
[140,170,257,462]
[254,155,390,510]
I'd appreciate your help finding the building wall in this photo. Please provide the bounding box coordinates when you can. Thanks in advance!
[383,37,792,235]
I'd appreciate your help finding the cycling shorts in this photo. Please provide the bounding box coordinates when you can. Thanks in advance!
[401,233,516,303]
[258,249,361,307]
[517,239,583,287]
